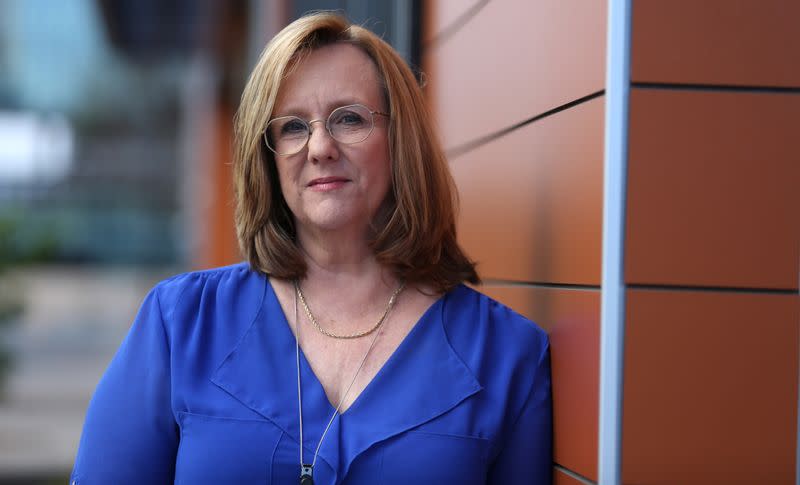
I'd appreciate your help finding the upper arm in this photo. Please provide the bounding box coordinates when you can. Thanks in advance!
[487,342,553,484]
[71,285,178,484]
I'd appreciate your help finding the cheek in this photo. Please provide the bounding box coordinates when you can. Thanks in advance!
[365,158,392,198]
[274,160,298,197]
[371,168,393,211]
[364,141,392,188]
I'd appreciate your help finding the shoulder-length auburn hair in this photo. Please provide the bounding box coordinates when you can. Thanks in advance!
[233,11,478,293]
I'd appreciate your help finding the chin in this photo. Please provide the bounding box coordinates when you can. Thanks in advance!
[304,209,366,233]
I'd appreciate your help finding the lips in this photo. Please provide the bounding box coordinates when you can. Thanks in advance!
[307,176,350,191]
[308,176,348,186]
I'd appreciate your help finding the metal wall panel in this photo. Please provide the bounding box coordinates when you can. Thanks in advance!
[626,89,800,290]
[631,0,800,88]
[623,289,799,485]
[453,97,604,285]
[423,0,606,151]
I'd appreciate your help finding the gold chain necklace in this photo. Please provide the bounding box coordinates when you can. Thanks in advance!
[294,279,405,339]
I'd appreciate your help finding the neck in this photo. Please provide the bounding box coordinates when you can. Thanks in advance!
[294,226,400,313]
[296,223,380,275]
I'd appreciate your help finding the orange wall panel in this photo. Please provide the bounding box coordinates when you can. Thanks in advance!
[480,285,600,480]
[453,97,604,285]
[422,0,484,45]
[423,0,606,150]
[196,104,240,269]
[622,289,799,485]
[626,89,800,290]
[631,0,800,88]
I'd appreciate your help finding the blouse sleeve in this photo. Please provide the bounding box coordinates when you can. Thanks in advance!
[70,284,178,484]
[487,343,553,484]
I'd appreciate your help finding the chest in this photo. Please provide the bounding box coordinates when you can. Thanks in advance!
[272,279,437,413]
[297,301,425,413]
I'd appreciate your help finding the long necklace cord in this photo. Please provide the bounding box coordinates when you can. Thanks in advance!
[293,280,404,479]
[294,290,308,473]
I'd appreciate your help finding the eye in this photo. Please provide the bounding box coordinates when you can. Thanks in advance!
[281,118,308,135]
[330,109,366,127]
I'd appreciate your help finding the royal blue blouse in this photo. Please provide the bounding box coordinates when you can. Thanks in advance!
[71,263,552,484]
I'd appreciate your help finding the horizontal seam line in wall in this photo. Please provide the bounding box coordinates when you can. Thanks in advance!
[628,284,798,295]
[632,81,800,94]
[481,279,600,291]
[422,0,490,49]
[553,463,596,485]
[446,89,605,160]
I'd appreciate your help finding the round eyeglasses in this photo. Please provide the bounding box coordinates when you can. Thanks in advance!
[264,103,389,156]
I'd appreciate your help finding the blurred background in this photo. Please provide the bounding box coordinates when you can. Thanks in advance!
[0,0,419,482]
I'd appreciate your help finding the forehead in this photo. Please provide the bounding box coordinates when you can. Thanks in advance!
[274,43,383,115]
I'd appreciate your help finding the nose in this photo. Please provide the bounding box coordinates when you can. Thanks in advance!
[306,119,339,163]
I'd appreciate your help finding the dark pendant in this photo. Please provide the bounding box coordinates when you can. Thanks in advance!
[300,464,313,485]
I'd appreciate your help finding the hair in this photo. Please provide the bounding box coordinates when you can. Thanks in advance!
[232,11,478,293]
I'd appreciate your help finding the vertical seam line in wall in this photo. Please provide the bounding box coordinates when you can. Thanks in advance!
[599,0,632,484]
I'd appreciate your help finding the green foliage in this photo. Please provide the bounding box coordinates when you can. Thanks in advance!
[0,209,31,399]
[0,207,67,398]
[0,213,23,324]
[0,208,59,271]
[0,216,13,272]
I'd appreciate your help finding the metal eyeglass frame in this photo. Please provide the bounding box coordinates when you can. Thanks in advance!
[264,103,390,156]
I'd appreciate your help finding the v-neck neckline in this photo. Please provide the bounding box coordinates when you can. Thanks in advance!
[265,277,445,417]
[210,269,483,481]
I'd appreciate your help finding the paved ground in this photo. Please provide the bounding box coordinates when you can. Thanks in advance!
[0,265,178,480]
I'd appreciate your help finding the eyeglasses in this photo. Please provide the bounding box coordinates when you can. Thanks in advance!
[264,103,389,156]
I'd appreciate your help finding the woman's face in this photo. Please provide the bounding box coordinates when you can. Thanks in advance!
[271,43,391,238]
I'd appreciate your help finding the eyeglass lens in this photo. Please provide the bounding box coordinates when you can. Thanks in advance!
[266,104,376,155]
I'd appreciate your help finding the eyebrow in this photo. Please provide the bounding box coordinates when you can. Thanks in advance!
[274,98,370,118]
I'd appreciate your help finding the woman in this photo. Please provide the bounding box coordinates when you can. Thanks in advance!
[71,12,551,484]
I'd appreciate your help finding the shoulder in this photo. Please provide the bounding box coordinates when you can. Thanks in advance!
[148,262,267,335]
[441,284,549,386]
[152,262,261,305]
[442,284,548,356]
